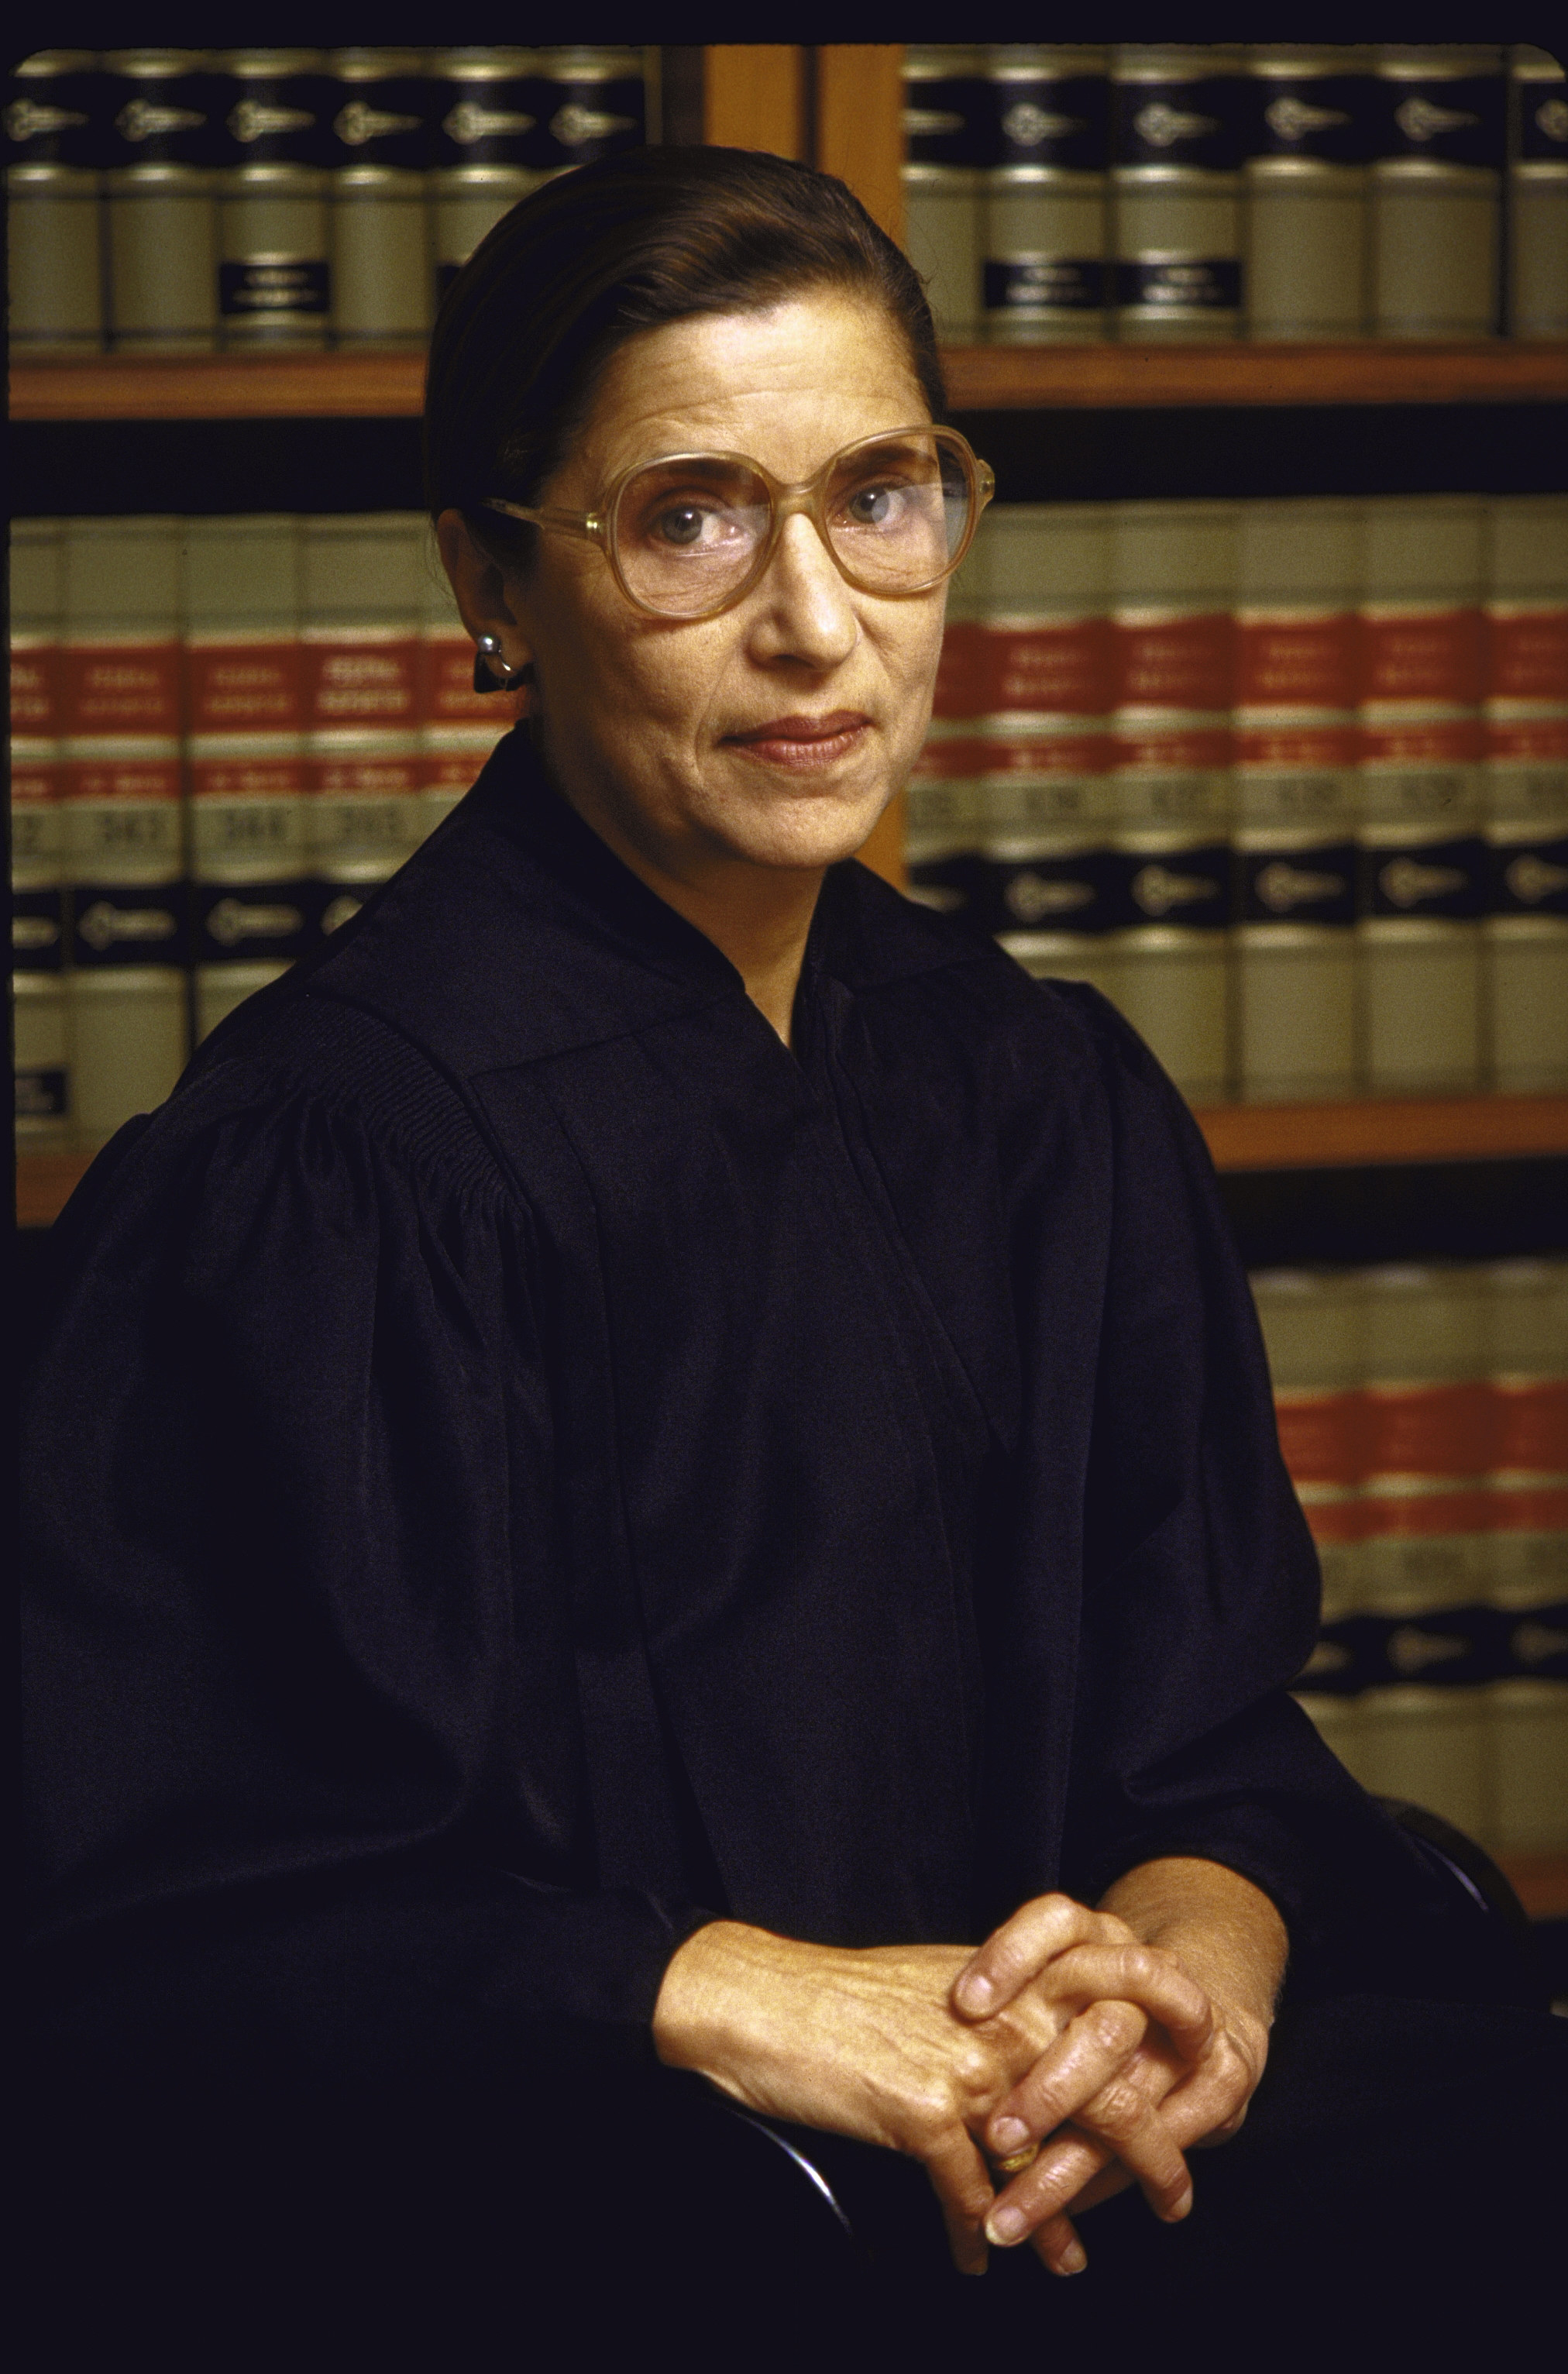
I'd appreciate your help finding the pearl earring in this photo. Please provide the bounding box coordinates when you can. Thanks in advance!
[473,632,516,691]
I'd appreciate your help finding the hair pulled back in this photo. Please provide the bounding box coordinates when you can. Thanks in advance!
[423,146,944,555]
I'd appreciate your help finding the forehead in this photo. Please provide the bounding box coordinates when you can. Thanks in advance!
[572,291,928,489]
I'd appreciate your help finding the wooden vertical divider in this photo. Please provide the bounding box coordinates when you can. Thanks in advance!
[813,46,910,885]
[813,45,906,243]
[703,46,805,157]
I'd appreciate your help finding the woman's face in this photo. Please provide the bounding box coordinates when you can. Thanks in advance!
[455,291,947,883]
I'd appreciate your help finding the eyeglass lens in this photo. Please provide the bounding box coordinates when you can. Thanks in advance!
[610,433,974,618]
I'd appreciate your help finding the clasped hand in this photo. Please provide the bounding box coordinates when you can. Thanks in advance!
[653,1870,1277,2277]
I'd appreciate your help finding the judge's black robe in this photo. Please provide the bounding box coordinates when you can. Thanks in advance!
[24,728,1466,2104]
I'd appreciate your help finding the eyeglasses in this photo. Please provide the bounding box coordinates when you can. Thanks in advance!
[483,425,995,623]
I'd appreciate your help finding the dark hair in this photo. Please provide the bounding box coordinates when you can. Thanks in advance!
[423,146,945,557]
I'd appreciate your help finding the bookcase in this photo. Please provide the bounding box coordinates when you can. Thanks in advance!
[9,44,1567,1927]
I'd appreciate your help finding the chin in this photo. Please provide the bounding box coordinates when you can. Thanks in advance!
[718,789,892,874]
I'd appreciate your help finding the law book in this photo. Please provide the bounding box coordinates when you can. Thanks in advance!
[1241,43,1374,339]
[1369,43,1504,339]
[5,48,106,356]
[325,46,432,350]
[10,518,73,1144]
[1357,495,1488,1095]
[184,514,309,1044]
[980,45,1108,346]
[1109,499,1237,1103]
[300,513,426,934]
[1233,498,1361,1102]
[1508,45,1568,339]
[215,48,332,353]
[901,44,987,346]
[60,515,190,1147]
[1109,44,1246,344]
[1484,493,1568,1092]
[428,46,552,309]
[101,48,218,353]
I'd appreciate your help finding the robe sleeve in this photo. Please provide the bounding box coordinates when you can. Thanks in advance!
[1050,984,1434,1966]
[22,1042,711,2096]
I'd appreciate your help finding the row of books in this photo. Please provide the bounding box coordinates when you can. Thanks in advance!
[11,512,517,1148]
[904,43,1566,343]
[7,46,648,355]
[1257,1258,1567,1853]
[911,493,1566,1104]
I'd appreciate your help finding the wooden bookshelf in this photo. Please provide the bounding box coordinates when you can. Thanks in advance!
[943,340,1568,412]
[18,1094,1568,1226]
[1191,1093,1568,1175]
[15,341,1567,425]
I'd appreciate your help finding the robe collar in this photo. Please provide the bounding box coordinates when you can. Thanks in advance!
[305,725,981,1083]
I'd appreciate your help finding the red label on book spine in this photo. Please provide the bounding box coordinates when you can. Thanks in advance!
[188,755,304,800]
[982,618,1114,715]
[10,642,60,735]
[1360,715,1484,766]
[1236,614,1357,710]
[932,621,988,720]
[911,738,988,779]
[301,638,420,729]
[307,753,421,796]
[1358,1485,1495,1540]
[9,756,61,803]
[186,642,302,734]
[60,642,181,736]
[1487,607,1568,703]
[1360,608,1484,705]
[1275,1391,1360,1486]
[1112,724,1232,772]
[64,755,182,803]
[1491,1378,1568,1474]
[1113,612,1232,711]
[975,732,1112,776]
[1491,1483,1568,1534]
[1363,1380,1492,1478]
[1236,721,1358,769]
[1485,712,1568,762]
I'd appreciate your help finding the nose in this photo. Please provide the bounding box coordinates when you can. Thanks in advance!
[747,509,858,670]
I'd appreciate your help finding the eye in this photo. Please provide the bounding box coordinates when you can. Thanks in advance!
[653,503,710,548]
[844,481,901,528]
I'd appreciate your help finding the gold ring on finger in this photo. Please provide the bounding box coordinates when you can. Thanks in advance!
[991,2143,1039,2179]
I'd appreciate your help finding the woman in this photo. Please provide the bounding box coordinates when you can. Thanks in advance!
[22,149,1563,2350]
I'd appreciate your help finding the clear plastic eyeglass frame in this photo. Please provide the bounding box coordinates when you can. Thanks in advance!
[481,425,995,623]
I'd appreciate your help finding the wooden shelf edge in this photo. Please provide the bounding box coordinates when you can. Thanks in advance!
[1498,1853,1568,1923]
[944,340,1568,411]
[11,352,428,421]
[1194,1094,1568,1174]
[15,342,1567,424]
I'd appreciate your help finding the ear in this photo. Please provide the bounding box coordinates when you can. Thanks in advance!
[435,510,536,676]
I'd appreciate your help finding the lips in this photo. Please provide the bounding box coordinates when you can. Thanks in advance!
[724,710,872,767]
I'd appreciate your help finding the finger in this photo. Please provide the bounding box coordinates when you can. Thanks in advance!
[1154,2035,1259,2152]
[1004,1942,1216,2059]
[953,1894,1130,2018]
[982,1996,1147,2159]
[986,2125,1113,2245]
[1071,2065,1194,2224]
[1030,2211,1088,2278]
[923,2126,998,2278]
